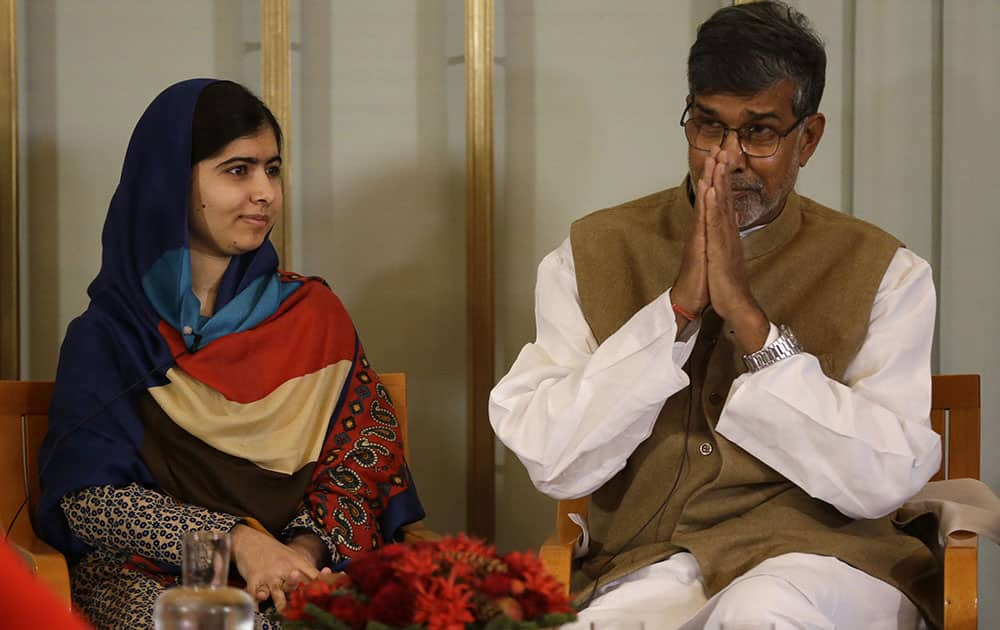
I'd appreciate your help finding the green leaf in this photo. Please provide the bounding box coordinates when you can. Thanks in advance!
[302,603,355,630]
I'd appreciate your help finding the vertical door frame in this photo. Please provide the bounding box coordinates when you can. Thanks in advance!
[0,0,17,380]
[465,0,496,540]
[261,0,292,266]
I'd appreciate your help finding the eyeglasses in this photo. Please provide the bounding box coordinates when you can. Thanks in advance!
[679,101,811,158]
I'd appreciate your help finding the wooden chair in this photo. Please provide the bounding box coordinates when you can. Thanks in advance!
[0,381,70,602]
[380,373,437,542]
[930,374,980,629]
[0,371,431,605]
[539,374,982,629]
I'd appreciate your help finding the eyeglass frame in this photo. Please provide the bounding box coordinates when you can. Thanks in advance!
[679,100,813,159]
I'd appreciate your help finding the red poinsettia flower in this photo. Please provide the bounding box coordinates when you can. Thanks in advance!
[392,545,437,582]
[495,596,524,621]
[479,573,513,597]
[442,534,493,557]
[282,589,307,621]
[502,550,543,578]
[413,567,475,630]
[303,579,334,602]
[369,581,416,627]
[345,553,395,596]
[327,595,367,630]
[278,535,576,629]
[521,566,574,612]
[517,590,550,621]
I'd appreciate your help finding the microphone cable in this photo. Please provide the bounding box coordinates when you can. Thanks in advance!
[576,388,695,610]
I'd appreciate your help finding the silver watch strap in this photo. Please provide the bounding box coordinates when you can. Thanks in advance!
[742,324,803,372]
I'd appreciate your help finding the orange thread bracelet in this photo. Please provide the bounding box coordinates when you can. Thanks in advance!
[672,303,698,321]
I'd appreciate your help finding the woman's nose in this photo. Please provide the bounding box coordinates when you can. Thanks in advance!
[251,173,278,206]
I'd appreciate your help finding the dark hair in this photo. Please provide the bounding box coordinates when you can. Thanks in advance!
[688,1,826,118]
[190,81,283,164]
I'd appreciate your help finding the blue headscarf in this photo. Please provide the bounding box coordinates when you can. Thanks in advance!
[37,79,292,559]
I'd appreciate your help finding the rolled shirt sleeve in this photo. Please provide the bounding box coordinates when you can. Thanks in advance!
[490,238,699,499]
[717,247,941,518]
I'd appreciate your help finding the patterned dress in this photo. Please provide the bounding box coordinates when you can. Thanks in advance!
[62,484,341,629]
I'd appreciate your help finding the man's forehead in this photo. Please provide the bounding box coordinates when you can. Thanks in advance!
[691,81,797,119]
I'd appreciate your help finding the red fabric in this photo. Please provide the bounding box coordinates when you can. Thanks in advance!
[304,347,413,554]
[160,278,356,404]
[0,540,92,629]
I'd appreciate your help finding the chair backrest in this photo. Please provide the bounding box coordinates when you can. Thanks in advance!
[930,374,980,481]
[380,372,410,463]
[0,381,54,539]
[0,374,409,538]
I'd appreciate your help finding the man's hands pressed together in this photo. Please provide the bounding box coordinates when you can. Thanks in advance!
[673,146,770,353]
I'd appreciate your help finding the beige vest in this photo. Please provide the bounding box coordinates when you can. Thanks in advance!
[569,182,940,627]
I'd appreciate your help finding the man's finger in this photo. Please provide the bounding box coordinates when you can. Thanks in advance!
[705,186,719,230]
[702,150,717,185]
[711,156,736,228]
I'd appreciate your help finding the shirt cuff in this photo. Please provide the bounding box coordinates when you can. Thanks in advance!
[280,506,340,566]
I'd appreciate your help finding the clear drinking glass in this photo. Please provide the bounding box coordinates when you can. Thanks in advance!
[153,531,255,630]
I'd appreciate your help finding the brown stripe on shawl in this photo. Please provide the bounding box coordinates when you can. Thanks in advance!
[136,391,315,534]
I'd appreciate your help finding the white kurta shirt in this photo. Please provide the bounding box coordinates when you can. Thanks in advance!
[490,237,941,520]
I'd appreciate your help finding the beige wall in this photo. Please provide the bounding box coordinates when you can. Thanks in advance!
[294,1,468,536]
[21,0,248,379]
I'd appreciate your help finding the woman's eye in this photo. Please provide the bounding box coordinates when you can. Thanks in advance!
[226,165,248,176]
[266,165,282,177]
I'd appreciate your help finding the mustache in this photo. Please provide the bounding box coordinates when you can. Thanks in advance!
[729,178,763,192]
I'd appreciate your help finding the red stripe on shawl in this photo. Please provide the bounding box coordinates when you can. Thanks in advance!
[159,278,355,404]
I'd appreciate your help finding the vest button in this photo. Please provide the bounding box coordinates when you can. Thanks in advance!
[708,392,723,405]
[182,325,193,335]
[698,442,714,456]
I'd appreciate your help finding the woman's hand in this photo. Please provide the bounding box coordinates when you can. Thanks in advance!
[284,533,331,592]
[230,524,321,612]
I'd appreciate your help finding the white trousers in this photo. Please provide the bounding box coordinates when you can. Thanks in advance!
[563,552,927,630]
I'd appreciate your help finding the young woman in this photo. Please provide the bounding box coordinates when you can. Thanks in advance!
[37,79,424,629]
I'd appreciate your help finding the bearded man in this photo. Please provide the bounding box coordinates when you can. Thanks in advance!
[490,2,942,628]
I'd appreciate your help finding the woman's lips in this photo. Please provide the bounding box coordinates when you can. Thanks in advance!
[240,214,270,227]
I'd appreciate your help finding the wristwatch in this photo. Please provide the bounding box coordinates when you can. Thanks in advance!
[742,324,803,372]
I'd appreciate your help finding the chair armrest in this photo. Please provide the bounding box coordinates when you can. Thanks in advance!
[8,530,72,604]
[540,497,590,596]
[401,520,441,542]
[540,532,575,596]
[943,530,977,630]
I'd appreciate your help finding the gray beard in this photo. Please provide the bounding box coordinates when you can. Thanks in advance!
[735,191,778,228]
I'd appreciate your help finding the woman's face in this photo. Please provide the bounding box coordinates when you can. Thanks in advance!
[188,128,282,258]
